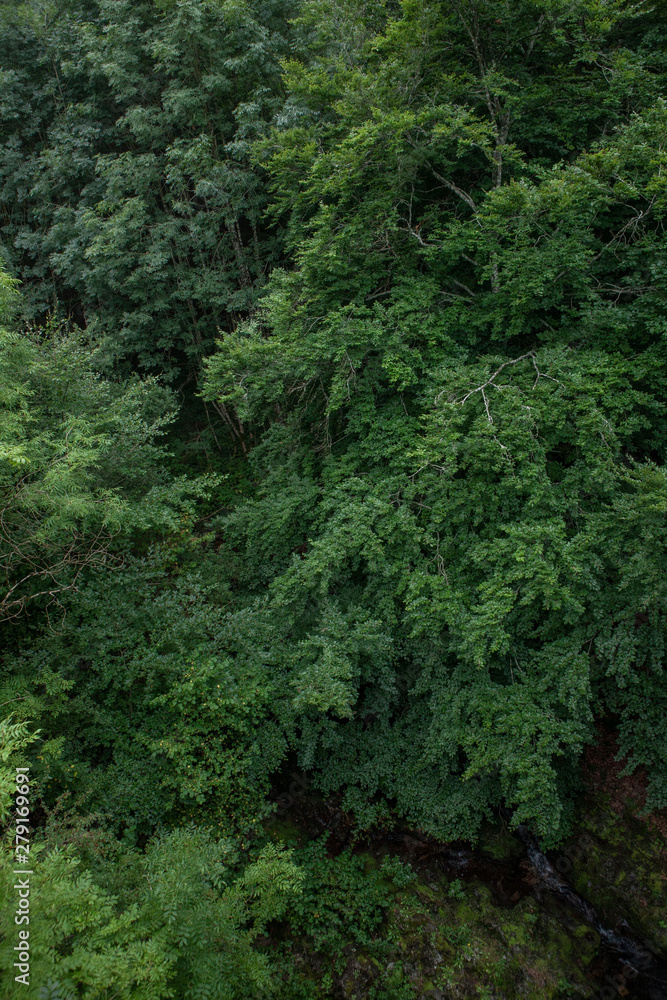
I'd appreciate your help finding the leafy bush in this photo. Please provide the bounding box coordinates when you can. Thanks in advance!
[0,828,302,999]
[0,551,286,836]
[288,838,391,953]
[379,854,417,889]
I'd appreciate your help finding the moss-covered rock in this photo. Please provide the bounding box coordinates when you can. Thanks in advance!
[274,865,600,998]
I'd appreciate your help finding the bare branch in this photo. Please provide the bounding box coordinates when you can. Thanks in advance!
[435,351,565,423]
[427,165,478,213]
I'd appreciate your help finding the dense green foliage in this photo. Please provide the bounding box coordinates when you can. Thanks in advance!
[4,549,284,835]
[0,268,210,618]
[0,0,292,372]
[202,0,667,839]
[1,0,666,994]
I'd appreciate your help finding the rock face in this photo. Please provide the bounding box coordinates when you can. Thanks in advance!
[515,822,667,1000]
[568,728,667,960]
[265,747,667,1000]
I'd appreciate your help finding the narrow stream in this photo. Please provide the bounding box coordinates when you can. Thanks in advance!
[514,823,667,1000]
[368,821,667,1000]
[281,789,667,999]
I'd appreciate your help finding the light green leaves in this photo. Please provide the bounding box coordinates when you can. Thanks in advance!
[0,821,302,999]
[0,281,215,618]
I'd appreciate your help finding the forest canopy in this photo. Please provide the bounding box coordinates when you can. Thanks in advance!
[0,0,666,996]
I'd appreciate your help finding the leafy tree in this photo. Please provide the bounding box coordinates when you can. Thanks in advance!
[0,265,215,619]
[0,0,293,374]
[0,543,287,836]
[202,1,667,844]
[0,826,302,998]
